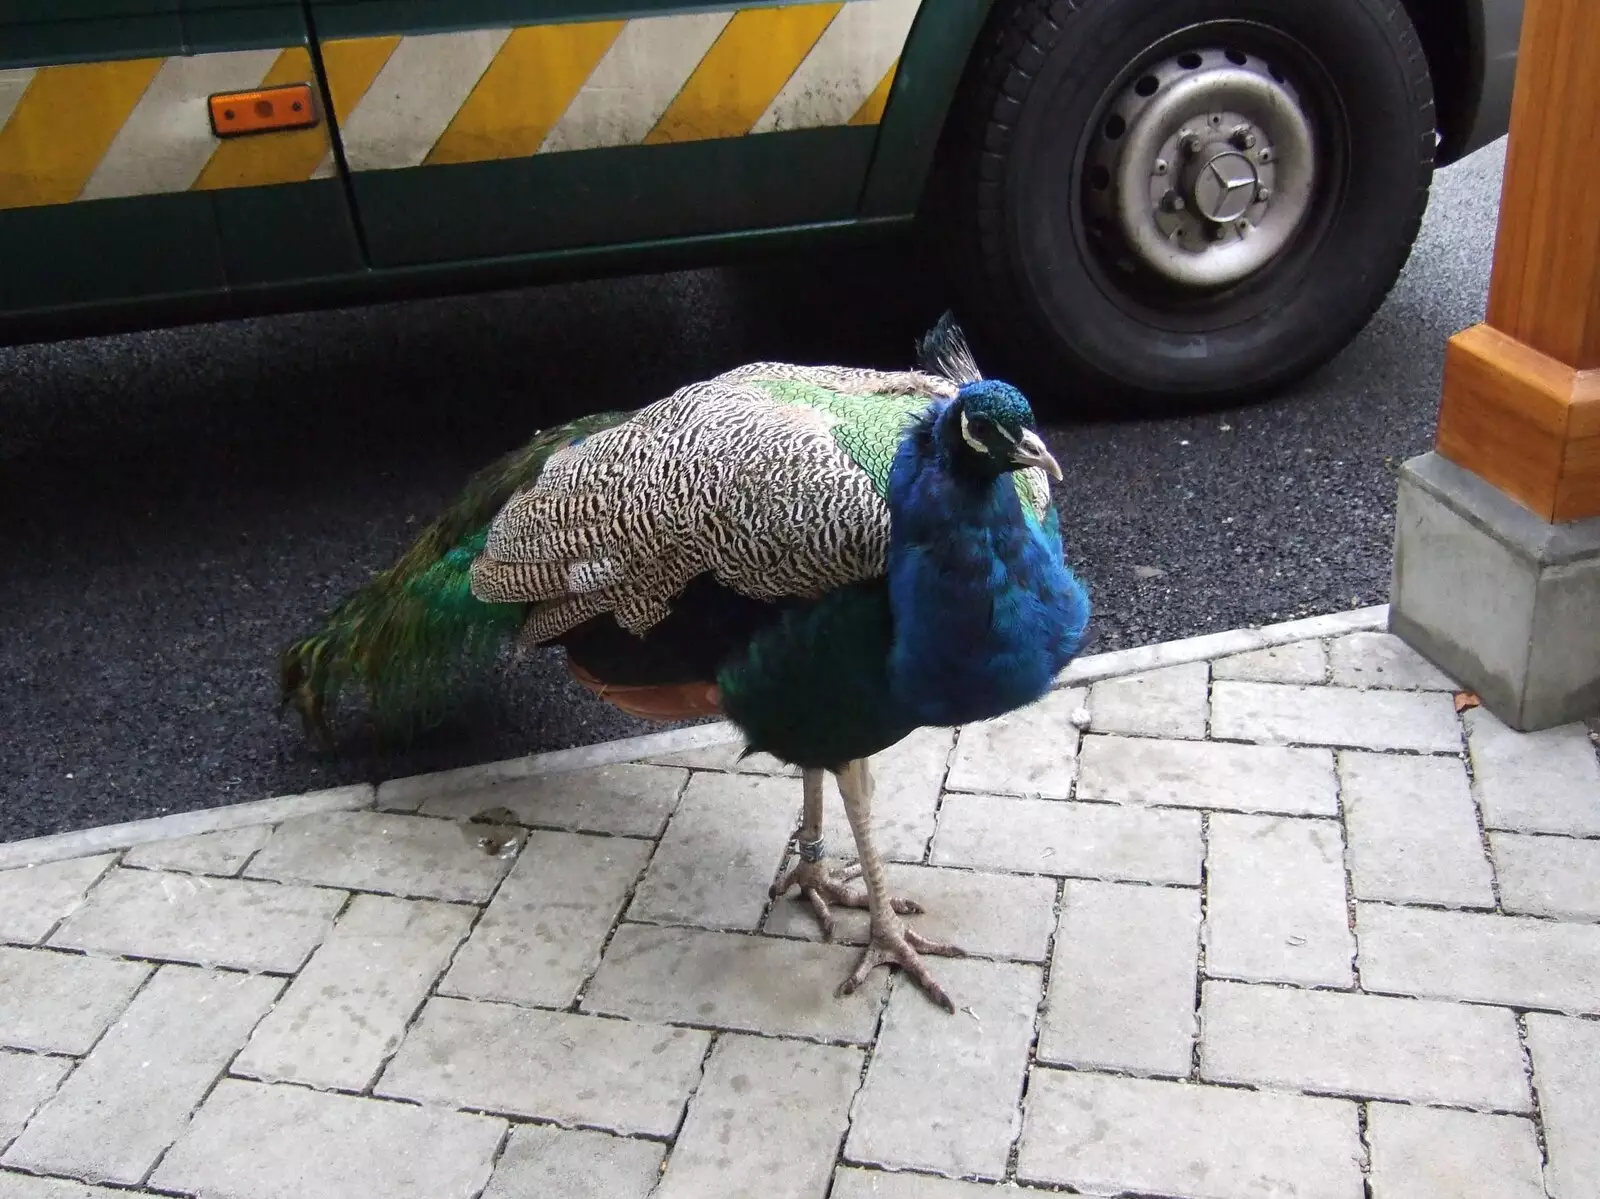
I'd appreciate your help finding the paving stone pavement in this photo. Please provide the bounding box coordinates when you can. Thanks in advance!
[3,608,1599,1199]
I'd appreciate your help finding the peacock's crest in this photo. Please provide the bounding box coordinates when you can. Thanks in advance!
[915,310,984,387]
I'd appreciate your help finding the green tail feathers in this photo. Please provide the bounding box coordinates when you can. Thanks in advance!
[279,410,628,742]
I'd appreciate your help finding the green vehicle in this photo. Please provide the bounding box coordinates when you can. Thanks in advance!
[0,0,1522,409]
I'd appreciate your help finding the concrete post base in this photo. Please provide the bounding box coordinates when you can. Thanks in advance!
[1390,452,1600,731]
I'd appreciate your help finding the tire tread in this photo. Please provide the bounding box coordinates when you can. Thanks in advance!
[931,0,1437,412]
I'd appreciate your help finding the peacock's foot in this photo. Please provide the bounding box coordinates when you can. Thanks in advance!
[770,854,921,941]
[837,910,966,1013]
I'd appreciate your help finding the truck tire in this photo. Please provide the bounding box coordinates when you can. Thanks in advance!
[932,0,1437,414]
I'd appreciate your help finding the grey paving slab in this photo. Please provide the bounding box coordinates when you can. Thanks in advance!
[1490,832,1600,920]
[419,762,687,838]
[1212,639,1328,684]
[1204,813,1355,986]
[1329,631,1459,690]
[377,995,709,1135]
[645,740,797,775]
[1200,980,1530,1110]
[8,616,1598,1199]
[764,863,1056,962]
[1054,610,1383,690]
[482,1125,665,1199]
[3,965,280,1184]
[0,1050,72,1150]
[1017,1069,1361,1199]
[845,959,1041,1179]
[582,924,887,1043]
[370,730,724,812]
[1210,681,1463,752]
[656,1033,861,1199]
[1525,1013,1600,1199]
[1076,734,1338,815]
[1038,879,1200,1076]
[1086,662,1210,740]
[377,760,529,812]
[930,793,1202,885]
[820,727,954,863]
[48,867,345,972]
[1057,631,1252,687]
[1358,903,1600,1014]
[121,825,270,876]
[441,830,650,1007]
[944,687,1085,797]
[1366,1103,1545,1199]
[0,856,115,945]
[151,1077,507,1199]
[0,786,375,873]
[0,947,149,1054]
[0,1177,133,1199]
[627,772,797,930]
[1340,751,1495,907]
[1466,708,1600,835]
[245,810,519,902]
[233,893,474,1091]
[831,1170,1016,1198]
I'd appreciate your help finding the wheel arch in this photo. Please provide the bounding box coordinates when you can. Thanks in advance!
[866,0,1512,219]
[859,0,1007,217]
[1398,0,1496,164]
[906,0,1444,410]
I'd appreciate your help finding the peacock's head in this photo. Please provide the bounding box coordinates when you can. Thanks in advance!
[949,380,1062,481]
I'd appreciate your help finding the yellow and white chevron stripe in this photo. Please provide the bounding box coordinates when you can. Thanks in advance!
[326,0,924,172]
[0,0,925,211]
[0,48,341,211]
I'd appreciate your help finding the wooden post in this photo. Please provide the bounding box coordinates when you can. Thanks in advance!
[1433,0,1600,523]
[1388,0,1600,731]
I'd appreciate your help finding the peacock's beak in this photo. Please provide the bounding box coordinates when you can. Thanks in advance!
[1012,429,1063,481]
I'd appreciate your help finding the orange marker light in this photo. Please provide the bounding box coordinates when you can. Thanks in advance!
[208,83,318,137]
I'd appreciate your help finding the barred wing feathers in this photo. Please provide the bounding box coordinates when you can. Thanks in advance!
[469,364,1054,646]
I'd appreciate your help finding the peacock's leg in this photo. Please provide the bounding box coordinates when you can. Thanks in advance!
[833,757,964,1013]
[770,768,920,940]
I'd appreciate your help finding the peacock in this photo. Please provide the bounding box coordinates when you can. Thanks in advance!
[279,314,1091,1012]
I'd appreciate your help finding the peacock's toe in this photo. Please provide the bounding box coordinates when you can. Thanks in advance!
[836,910,966,1013]
[770,857,921,941]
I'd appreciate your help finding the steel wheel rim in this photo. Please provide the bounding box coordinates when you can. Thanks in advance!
[1085,46,1317,290]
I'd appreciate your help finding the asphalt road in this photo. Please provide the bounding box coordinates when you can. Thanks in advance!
[0,140,1506,842]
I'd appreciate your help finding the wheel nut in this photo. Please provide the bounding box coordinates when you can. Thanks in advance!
[1180,132,1202,154]
[1212,224,1229,241]
[1231,125,1257,150]
[1160,189,1185,213]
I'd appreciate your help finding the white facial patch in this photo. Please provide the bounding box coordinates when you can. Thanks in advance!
[959,410,990,454]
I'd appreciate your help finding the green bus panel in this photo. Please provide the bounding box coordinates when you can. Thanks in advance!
[350,127,878,266]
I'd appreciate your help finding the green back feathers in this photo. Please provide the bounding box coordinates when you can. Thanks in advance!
[751,379,926,492]
[279,410,628,742]
[749,377,1053,519]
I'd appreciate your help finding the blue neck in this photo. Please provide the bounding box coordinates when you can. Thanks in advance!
[883,402,1090,726]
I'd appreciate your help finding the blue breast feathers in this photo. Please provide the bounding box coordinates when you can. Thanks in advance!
[883,404,1091,727]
